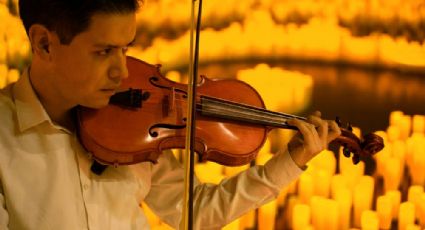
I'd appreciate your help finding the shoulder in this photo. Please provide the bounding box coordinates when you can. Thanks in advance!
[0,83,16,128]
[0,83,14,105]
[0,84,18,156]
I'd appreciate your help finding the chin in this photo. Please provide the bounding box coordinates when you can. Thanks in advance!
[81,99,110,109]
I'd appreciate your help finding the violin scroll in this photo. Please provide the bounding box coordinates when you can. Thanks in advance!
[332,117,384,164]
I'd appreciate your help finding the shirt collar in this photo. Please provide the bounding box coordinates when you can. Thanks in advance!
[13,67,52,132]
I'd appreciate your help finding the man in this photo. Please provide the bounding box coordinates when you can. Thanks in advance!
[0,0,341,229]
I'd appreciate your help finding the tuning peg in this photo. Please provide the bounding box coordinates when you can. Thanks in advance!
[335,116,342,127]
[347,122,353,132]
[343,147,351,158]
[352,154,360,165]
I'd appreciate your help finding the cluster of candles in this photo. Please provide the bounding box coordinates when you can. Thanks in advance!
[235,64,313,114]
[1,1,424,229]
[1,0,424,89]
[132,0,425,69]
[137,0,425,35]
[141,62,425,230]
[0,1,30,89]
[142,110,425,230]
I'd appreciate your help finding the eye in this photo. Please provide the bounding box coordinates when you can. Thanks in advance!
[97,48,112,56]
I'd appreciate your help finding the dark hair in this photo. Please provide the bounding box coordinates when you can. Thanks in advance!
[19,0,141,44]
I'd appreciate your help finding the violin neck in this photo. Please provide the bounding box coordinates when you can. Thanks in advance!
[198,96,305,130]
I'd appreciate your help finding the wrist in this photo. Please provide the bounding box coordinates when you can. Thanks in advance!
[287,145,309,170]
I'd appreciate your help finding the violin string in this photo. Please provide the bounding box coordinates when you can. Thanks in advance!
[200,95,306,120]
[128,90,306,124]
[140,88,304,120]
[193,97,300,128]
[139,99,293,127]
[195,105,292,128]
[165,93,306,121]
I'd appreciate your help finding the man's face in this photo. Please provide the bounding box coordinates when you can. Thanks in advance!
[49,12,137,108]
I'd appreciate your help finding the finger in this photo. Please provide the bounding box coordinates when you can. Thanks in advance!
[312,110,321,117]
[308,115,328,145]
[327,120,342,142]
[286,118,317,145]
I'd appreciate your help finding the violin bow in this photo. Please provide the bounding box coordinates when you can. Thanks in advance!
[181,0,203,229]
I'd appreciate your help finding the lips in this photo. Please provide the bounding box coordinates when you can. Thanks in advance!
[100,88,117,96]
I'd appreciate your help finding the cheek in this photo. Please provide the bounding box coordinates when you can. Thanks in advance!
[58,57,105,92]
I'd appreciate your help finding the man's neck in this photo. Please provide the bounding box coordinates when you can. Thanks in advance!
[28,65,75,131]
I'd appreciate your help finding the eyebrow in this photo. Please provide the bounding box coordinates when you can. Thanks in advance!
[94,38,136,48]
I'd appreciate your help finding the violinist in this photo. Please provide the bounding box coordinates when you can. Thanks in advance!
[0,0,341,229]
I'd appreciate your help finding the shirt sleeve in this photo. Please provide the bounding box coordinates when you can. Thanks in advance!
[0,180,9,229]
[143,149,303,229]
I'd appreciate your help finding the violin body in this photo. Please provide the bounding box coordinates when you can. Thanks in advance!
[78,56,269,166]
[78,56,384,166]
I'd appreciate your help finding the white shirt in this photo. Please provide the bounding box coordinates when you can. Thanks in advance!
[0,69,303,230]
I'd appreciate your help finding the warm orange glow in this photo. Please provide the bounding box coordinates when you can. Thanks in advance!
[1,1,425,229]
[130,0,425,72]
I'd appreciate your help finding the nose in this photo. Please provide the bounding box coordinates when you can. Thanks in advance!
[108,51,129,81]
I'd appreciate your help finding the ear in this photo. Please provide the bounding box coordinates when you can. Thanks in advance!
[28,24,54,61]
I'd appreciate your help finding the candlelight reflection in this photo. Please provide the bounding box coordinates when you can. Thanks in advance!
[1,0,425,229]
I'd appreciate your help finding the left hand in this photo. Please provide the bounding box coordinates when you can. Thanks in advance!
[286,111,341,168]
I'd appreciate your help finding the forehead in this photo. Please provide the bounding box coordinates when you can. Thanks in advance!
[77,12,136,46]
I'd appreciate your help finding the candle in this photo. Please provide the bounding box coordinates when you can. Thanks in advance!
[255,151,273,166]
[6,37,19,67]
[383,157,401,192]
[310,196,326,230]
[238,210,255,230]
[222,218,239,230]
[361,210,379,230]
[390,110,404,127]
[399,115,412,140]
[314,169,331,198]
[412,115,425,134]
[339,148,365,189]
[391,140,406,180]
[284,196,299,229]
[405,133,424,170]
[386,190,401,220]
[309,150,336,176]
[398,202,415,230]
[334,188,352,230]
[405,225,421,230]
[374,142,391,177]
[376,195,392,229]
[0,41,7,64]
[276,187,288,207]
[331,174,347,199]
[223,164,249,177]
[323,198,339,230]
[407,185,424,219]
[298,172,314,204]
[7,68,19,84]
[417,194,425,228]
[258,199,277,230]
[353,176,374,227]
[387,125,401,142]
[292,204,311,230]
[409,144,425,185]
[195,162,224,184]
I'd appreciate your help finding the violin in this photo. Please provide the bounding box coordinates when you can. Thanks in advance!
[77,56,384,167]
